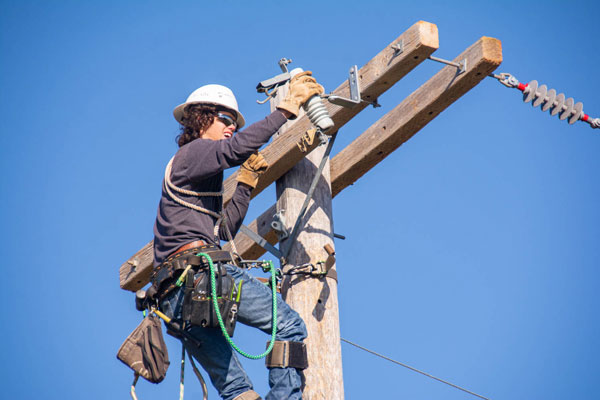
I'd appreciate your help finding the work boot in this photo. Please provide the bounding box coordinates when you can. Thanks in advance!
[232,389,262,400]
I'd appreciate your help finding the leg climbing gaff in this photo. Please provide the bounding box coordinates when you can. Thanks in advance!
[190,254,307,368]
[265,341,308,370]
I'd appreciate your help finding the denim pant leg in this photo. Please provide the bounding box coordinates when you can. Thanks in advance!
[161,285,255,400]
[225,265,308,400]
[161,264,307,400]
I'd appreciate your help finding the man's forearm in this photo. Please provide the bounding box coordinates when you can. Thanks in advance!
[221,183,252,240]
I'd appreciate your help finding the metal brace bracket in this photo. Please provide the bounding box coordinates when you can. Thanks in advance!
[391,40,404,56]
[271,210,289,241]
[317,130,329,146]
[458,58,467,74]
[327,65,362,108]
[239,224,284,261]
[428,55,467,74]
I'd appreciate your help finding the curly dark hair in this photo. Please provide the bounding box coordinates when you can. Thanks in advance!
[176,104,218,147]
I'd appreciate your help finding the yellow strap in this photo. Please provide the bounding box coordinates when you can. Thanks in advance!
[152,309,172,324]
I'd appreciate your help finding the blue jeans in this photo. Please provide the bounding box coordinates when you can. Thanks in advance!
[160,264,307,400]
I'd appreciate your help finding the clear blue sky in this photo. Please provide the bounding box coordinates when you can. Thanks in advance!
[1,1,599,399]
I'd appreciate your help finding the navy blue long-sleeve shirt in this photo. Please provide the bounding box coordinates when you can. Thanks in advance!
[153,110,287,266]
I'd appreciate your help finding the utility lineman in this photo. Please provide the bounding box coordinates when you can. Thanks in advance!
[150,73,324,400]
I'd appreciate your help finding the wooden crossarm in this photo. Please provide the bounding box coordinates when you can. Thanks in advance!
[331,36,503,196]
[227,36,503,260]
[120,21,439,291]
[223,20,439,204]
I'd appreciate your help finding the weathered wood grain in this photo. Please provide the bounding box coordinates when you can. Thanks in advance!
[278,145,344,399]
[119,241,153,292]
[272,78,344,399]
[331,36,502,196]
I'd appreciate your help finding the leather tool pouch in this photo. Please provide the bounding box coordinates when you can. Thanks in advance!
[117,314,170,383]
[152,248,240,337]
[150,247,232,302]
[185,262,240,337]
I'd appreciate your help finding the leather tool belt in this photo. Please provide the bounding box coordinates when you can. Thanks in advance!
[150,243,240,337]
[149,244,233,302]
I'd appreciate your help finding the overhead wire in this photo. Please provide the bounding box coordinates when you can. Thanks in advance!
[340,337,491,400]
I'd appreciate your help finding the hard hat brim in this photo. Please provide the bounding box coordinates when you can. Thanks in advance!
[173,101,246,130]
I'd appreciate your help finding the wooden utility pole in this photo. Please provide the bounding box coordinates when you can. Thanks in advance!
[270,87,343,398]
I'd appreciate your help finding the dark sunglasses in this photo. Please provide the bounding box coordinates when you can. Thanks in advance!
[216,113,237,129]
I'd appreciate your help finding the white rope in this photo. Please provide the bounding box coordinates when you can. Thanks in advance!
[165,157,223,197]
[163,156,240,258]
[222,217,239,257]
[163,157,222,219]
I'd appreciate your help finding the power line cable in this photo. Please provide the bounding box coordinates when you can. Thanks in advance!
[341,337,491,400]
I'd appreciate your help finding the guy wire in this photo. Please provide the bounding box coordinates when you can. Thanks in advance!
[340,338,491,400]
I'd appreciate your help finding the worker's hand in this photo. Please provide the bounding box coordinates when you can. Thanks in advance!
[277,71,324,119]
[237,152,269,189]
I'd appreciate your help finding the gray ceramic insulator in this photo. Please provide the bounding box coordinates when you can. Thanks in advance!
[290,68,334,132]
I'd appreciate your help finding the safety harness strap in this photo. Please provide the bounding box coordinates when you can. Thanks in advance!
[264,341,308,369]
[324,268,338,282]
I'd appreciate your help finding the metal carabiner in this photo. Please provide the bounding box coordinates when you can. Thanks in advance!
[490,72,520,88]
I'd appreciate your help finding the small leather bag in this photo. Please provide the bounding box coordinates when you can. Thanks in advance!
[117,314,170,383]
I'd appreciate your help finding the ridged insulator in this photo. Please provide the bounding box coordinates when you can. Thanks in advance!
[523,80,584,125]
[304,96,334,132]
[290,67,334,132]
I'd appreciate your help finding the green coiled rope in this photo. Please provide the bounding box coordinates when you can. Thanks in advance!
[197,252,278,359]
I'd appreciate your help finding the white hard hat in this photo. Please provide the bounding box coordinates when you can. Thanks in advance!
[173,84,246,129]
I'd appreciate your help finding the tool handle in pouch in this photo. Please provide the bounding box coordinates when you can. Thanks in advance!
[290,68,334,132]
[188,263,239,337]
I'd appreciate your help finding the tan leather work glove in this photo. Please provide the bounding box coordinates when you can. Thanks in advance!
[237,152,269,189]
[277,71,325,119]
